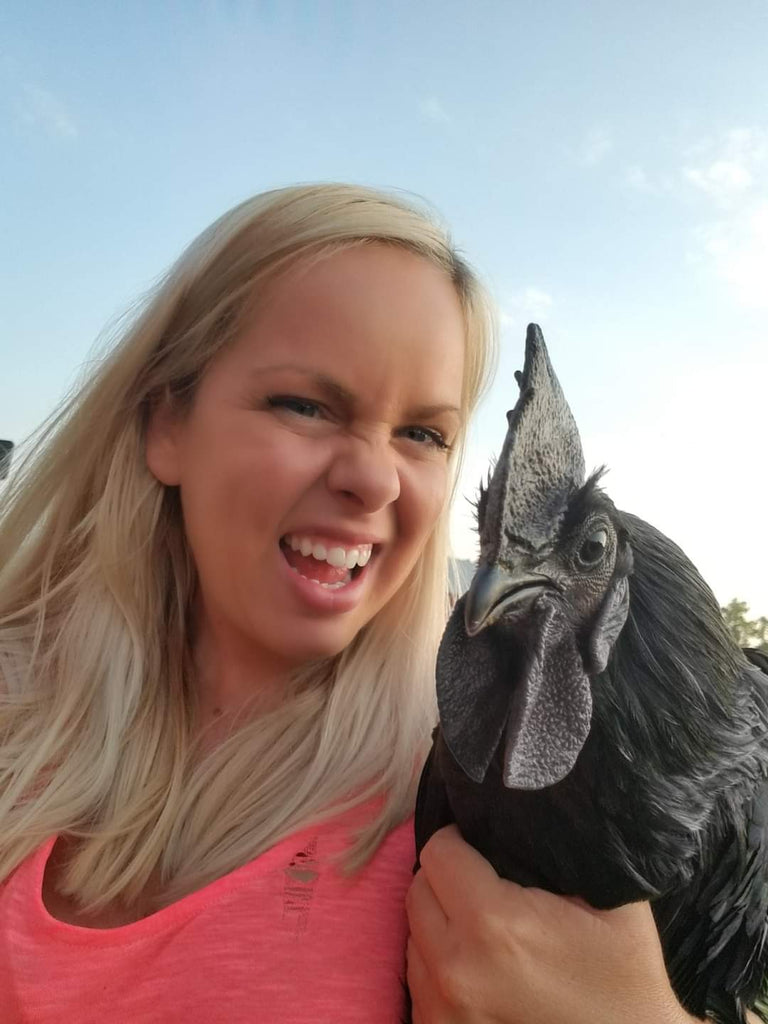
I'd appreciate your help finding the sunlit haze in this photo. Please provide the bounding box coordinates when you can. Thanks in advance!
[2,2,766,614]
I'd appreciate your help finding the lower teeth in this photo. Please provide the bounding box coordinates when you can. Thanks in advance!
[288,567,349,589]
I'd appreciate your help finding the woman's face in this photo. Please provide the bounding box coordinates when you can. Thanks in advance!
[147,244,466,681]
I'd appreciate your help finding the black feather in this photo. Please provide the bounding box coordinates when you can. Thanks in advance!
[473,463,495,534]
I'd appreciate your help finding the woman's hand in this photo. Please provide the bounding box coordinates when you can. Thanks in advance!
[406,825,701,1024]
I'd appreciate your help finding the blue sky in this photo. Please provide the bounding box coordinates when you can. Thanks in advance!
[2,1,767,614]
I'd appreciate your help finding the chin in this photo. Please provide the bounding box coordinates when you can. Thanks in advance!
[269,625,364,672]
[295,633,361,665]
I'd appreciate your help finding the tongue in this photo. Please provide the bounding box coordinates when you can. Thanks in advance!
[282,547,351,584]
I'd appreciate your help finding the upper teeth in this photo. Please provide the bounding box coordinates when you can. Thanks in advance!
[285,535,373,569]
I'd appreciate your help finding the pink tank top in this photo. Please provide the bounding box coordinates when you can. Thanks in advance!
[0,809,415,1023]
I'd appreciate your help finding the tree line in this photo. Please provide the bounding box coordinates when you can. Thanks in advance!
[721,599,768,653]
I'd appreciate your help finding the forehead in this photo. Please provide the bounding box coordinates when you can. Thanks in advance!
[222,244,467,408]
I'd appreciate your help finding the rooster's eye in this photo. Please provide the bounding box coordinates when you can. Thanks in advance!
[578,529,608,566]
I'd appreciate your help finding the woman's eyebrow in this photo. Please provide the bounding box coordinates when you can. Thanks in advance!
[248,365,461,420]
[248,365,355,405]
[406,403,462,421]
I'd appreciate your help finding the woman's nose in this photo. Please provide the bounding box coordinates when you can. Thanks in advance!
[325,434,401,511]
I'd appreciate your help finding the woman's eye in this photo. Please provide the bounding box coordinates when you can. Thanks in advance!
[578,528,608,566]
[267,395,322,418]
[400,426,450,450]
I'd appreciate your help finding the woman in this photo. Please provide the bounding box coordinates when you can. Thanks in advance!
[0,184,713,1022]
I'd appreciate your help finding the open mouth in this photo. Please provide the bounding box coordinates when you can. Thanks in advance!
[491,581,551,616]
[279,535,374,590]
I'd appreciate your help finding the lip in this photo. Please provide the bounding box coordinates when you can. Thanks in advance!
[278,542,377,614]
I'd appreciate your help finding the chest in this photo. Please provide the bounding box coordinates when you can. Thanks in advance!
[42,838,159,927]
[4,829,414,1024]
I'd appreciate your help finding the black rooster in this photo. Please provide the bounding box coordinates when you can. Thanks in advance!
[415,324,768,1024]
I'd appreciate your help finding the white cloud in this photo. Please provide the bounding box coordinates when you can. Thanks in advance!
[683,128,768,307]
[419,96,450,125]
[18,85,78,140]
[684,159,753,199]
[624,165,675,195]
[625,165,654,193]
[691,201,768,307]
[499,286,554,327]
[683,128,767,206]
[576,126,613,167]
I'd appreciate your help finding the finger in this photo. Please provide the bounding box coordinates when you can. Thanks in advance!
[406,869,450,963]
[406,937,431,1024]
[418,824,508,922]
[406,935,426,991]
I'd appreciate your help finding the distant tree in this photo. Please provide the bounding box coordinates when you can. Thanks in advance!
[721,598,768,652]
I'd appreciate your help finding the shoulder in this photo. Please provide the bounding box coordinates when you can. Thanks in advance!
[347,814,415,897]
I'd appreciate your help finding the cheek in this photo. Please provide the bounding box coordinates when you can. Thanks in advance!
[398,464,450,548]
[177,433,326,563]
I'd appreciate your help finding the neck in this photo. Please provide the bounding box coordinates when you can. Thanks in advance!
[190,600,297,735]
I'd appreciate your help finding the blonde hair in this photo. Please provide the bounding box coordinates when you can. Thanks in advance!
[0,184,496,913]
